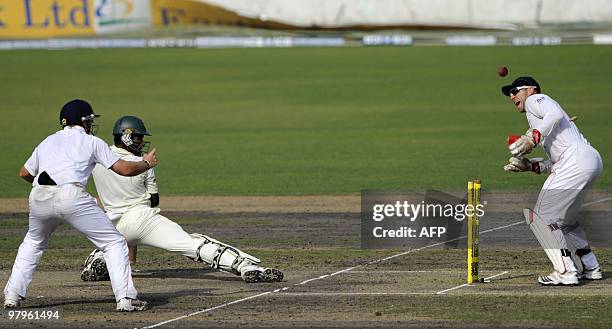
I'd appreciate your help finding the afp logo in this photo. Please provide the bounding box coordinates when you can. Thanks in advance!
[96,0,135,24]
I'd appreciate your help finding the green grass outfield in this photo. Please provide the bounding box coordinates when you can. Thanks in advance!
[1,45,611,197]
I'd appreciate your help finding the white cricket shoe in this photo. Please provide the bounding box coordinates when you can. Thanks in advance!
[116,298,149,312]
[579,266,603,280]
[3,297,21,309]
[240,264,284,283]
[4,293,23,309]
[538,271,579,286]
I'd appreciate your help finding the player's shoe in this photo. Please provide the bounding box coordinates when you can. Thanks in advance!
[81,249,110,281]
[3,297,21,308]
[4,299,19,308]
[538,271,579,286]
[240,264,284,283]
[4,293,23,309]
[578,266,603,280]
[116,298,149,312]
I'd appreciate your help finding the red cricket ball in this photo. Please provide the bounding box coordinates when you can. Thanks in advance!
[498,66,508,77]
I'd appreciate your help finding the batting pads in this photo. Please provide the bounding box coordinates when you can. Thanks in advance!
[191,234,261,275]
[523,209,577,274]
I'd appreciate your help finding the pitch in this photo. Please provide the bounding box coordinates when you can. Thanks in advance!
[1,194,611,328]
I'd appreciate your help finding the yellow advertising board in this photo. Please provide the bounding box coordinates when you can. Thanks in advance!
[0,0,95,38]
[0,0,298,39]
[151,0,292,30]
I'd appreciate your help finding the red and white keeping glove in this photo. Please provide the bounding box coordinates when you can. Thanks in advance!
[503,157,544,174]
[508,129,541,157]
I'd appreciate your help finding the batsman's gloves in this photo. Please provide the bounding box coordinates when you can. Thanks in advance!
[508,129,541,157]
[504,157,547,174]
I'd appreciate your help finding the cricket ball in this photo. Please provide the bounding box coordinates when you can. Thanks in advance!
[498,66,508,77]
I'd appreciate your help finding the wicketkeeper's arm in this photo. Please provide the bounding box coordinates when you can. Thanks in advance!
[533,99,564,138]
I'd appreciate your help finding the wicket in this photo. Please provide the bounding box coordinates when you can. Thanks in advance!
[467,180,481,284]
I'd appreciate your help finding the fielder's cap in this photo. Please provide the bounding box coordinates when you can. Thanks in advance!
[501,76,541,96]
[59,99,99,126]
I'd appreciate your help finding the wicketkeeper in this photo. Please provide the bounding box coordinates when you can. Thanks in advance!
[502,77,603,286]
[80,115,283,284]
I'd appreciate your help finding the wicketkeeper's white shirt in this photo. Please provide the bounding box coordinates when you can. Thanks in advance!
[93,145,158,217]
[524,94,591,164]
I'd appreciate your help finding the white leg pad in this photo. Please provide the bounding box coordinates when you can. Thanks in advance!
[565,240,584,274]
[190,233,261,274]
[524,209,577,274]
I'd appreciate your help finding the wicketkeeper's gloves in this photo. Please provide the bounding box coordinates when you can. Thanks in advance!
[503,156,550,174]
[508,128,542,157]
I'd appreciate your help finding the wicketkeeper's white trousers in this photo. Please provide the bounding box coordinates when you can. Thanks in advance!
[535,144,603,250]
[4,184,137,302]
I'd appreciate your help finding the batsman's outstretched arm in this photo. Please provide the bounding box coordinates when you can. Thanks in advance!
[111,148,158,176]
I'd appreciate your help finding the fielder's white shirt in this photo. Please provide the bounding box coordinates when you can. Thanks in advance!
[92,145,158,216]
[24,126,119,187]
[524,94,591,164]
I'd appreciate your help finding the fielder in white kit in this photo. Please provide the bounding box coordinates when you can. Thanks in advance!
[502,77,603,285]
[80,115,283,283]
[4,100,156,311]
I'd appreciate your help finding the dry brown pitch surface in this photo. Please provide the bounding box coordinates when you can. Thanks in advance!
[1,194,611,328]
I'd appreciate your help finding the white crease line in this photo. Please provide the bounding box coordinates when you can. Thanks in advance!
[142,196,611,328]
[436,270,509,295]
[484,270,509,281]
[141,291,272,329]
[347,270,458,273]
[296,267,357,285]
[582,197,612,207]
[274,292,435,296]
[436,284,472,295]
[372,234,468,264]
[297,278,320,285]
[329,266,358,276]
[480,221,523,233]
[298,273,331,285]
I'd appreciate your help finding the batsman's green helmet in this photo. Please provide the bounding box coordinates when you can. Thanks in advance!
[112,115,151,136]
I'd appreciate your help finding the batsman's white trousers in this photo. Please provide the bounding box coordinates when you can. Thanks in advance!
[4,184,137,302]
[114,206,201,259]
[535,144,603,249]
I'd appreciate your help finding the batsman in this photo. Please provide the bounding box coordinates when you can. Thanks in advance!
[502,77,603,286]
[80,115,283,283]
